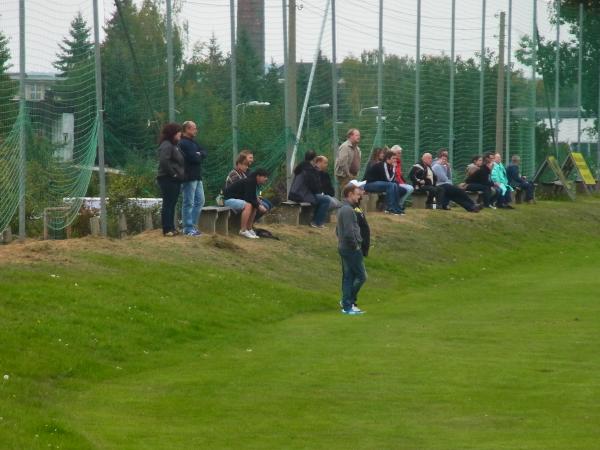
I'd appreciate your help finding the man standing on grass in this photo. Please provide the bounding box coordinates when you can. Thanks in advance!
[336,182,369,315]
[179,121,207,236]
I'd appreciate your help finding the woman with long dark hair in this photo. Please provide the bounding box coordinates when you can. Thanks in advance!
[156,122,184,236]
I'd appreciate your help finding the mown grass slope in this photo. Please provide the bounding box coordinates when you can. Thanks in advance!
[1,200,599,449]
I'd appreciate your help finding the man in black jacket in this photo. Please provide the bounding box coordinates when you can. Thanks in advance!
[408,152,445,208]
[363,150,407,214]
[224,169,269,239]
[179,121,208,236]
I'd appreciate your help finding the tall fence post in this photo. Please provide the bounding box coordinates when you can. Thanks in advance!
[505,0,512,166]
[530,0,537,177]
[282,0,289,174]
[286,0,298,192]
[414,0,421,163]
[496,12,506,158]
[331,0,338,192]
[479,0,486,154]
[449,0,455,169]
[166,0,175,122]
[230,0,238,165]
[18,0,26,241]
[577,2,583,155]
[93,0,107,237]
[554,0,560,158]
[376,0,384,146]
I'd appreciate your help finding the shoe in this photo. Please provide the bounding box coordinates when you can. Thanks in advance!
[239,229,258,239]
[247,229,258,237]
[351,305,363,313]
[185,229,202,236]
[486,205,497,210]
[469,206,481,213]
[341,309,364,315]
[310,222,325,228]
[385,209,402,216]
[163,231,176,237]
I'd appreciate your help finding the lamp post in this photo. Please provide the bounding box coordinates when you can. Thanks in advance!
[232,101,270,162]
[307,103,330,136]
[359,105,379,117]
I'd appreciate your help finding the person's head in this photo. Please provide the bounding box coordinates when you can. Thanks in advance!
[511,154,521,165]
[240,149,254,166]
[182,120,198,138]
[235,153,249,171]
[370,147,385,162]
[252,168,269,185]
[304,149,317,162]
[438,153,448,165]
[343,184,362,205]
[471,155,483,166]
[437,148,449,159]
[484,152,495,163]
[159,122,182,145]
[421,152,433,166]
[494,152,502,163]
[383,149,395,164]
[314,155,328,171]
[347,128,361,145]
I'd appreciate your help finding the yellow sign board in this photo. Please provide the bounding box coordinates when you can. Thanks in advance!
[570,152,596,185]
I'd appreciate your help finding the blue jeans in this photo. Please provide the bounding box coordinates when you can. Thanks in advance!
[181,180,205,233]
[365,181,404,211]
[339,248,367,311]
[313,194,332,225]
[398,183,414,209]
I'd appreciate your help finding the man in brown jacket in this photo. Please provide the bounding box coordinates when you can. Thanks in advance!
[335,128,362,194]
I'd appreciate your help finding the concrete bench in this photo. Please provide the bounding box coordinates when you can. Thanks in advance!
[408,190,429,209]
[361,192,381,213]
[198,206,231,235]
[277,201,314,226]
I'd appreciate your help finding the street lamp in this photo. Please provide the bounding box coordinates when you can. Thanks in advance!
[232,100,270,163]
[307,103,330,135]
[359,105,379,116]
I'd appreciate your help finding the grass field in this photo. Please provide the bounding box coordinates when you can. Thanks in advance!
[1,200,600,449]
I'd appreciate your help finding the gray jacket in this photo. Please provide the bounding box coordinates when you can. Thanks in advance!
[157,140,185,180]
[336,201,362,251]
[335,139,361,178]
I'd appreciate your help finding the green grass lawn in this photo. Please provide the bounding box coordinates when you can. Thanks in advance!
[1,200,600,449]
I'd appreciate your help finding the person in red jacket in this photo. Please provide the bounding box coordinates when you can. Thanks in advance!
[390,145,414,210]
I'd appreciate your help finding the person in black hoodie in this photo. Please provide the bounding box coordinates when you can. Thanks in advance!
[224,169,269,239]
[156,122,184,236]
[179,121,208,236]
[314,155,341,209]
[364,150,407,214]
[465,152,497,208]
[408,152,445,208]
[288,151,332,228]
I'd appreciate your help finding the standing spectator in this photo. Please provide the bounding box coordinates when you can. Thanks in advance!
[156,122,184,236]
[507,155,535,203]
[465,154,496,208]
[408,152,445,208]
[289,151,332,228]
[363,149,407,215]
[179,121,207,236]
[335,128,362,193]
[336,184,368,315]
[223,168,269,239]
[491,152,515,209]
[390,145,415,210]
[432,152,480,212]
[314,155,341,209]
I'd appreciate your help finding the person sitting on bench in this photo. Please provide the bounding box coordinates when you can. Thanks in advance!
[464,153,496,209]
[225,151,272,220]
[491,152,515,209]
[390,145,414,211]
[408,152,445,209]
[289,151,332,228]
[432,150,480,212]
[507,154,535,204]
[314,155,341,209]
[223,168,269,239]
[363,149,407,215]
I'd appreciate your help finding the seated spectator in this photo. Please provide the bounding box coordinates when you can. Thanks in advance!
[408,152,445,209]
[223,168,269,239]
[225,150,272,220]
[314,155,341,209]
[507,155,535,203]
[363,149,407,215]
[390,145,414,210]
[289,151,332,228]
[464,153,496,208]
[432,152,480,212]
[367,147,386,170]
[465,155,482,178]
[491,152,515,209]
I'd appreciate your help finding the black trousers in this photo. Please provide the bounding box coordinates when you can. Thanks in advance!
[420,185,445,206]
[440,184,476,211]
[465,183,494,207]
[157,176,181,233]
[512,181,535,201]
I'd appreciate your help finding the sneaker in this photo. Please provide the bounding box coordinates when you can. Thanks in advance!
[163,231,176,237]
[239,229,257,239]
[385,209,402,216]
[486,205,497,210]
[247,229,258,238]
[351,305,364,313]
[310,222,325,228]
[185,229,202,237]
[341,309,364,315]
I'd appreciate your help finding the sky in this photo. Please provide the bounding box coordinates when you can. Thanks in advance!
[0,0,562,74]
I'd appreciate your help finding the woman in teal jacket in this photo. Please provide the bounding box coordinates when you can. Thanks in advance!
[491,152,515,209]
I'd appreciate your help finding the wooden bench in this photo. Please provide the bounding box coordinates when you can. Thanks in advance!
[277,201,314,226]
[198,206,231,235]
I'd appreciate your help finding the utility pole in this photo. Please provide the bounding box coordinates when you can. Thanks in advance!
[495,12,506,158]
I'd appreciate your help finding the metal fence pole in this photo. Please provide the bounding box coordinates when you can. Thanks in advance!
[166,0,175,122]
[18,0,25,240]
[331,0,338,185]
[530,0,537,176]
[577,2,583,155]
[495,12,506,158]
[414,0,421,163]
[505,0,512,166]
[230,0,238,165]
[93,0,107,237]
[376,0,383,146]
[449,0,455,168]
[554,0,560,157]
[479,0,486,154]
[282,0,289,165]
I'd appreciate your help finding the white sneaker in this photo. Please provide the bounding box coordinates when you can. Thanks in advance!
[351,305,364,313]
[239,230,256,239]
[248,229,258,238]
